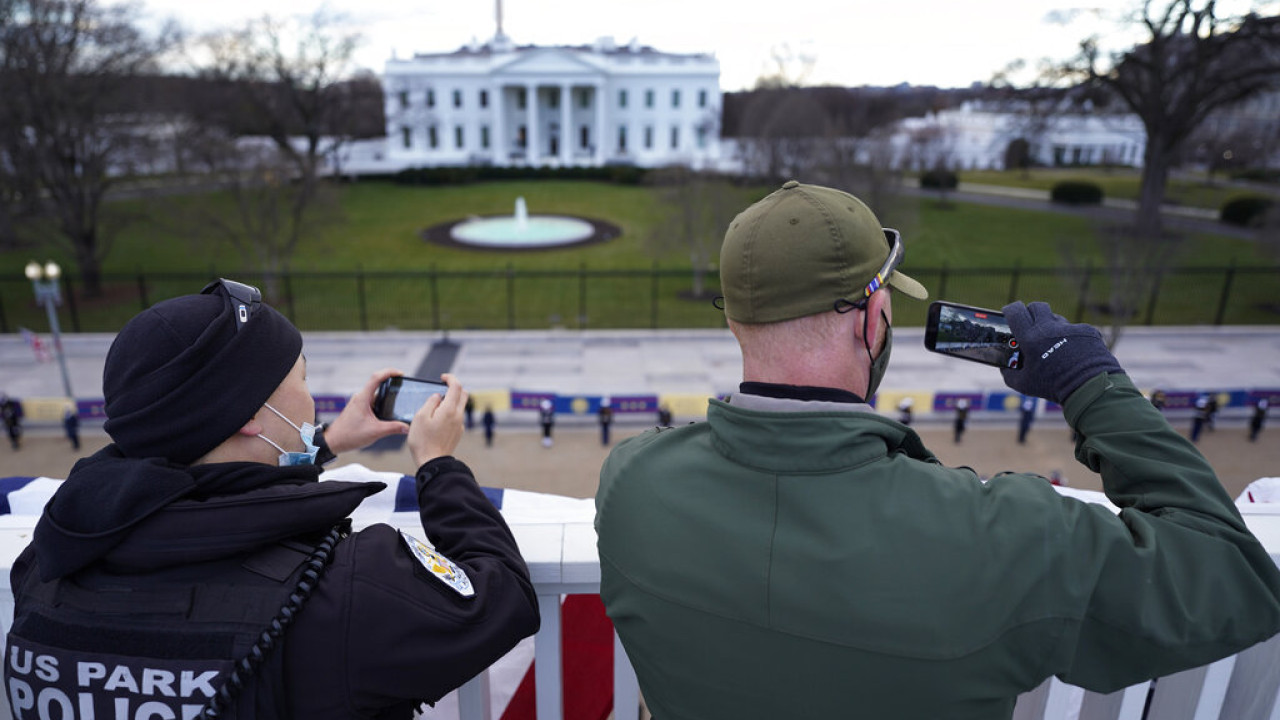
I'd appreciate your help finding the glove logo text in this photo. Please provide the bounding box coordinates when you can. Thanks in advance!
[1041,338,1068,360]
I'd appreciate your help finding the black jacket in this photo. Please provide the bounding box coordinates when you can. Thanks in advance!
[8,446,540,719]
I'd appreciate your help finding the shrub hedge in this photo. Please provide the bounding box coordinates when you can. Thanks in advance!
[1050,181,1104,205]
[920,169,959,190]
[1220,195,1276,227]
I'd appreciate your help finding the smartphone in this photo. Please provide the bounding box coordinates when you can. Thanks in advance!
[372,376,447,423]
[924,301,1023,369]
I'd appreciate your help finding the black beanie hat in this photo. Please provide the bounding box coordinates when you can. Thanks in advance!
[103,283,303,464]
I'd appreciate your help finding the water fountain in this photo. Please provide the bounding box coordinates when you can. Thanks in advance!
[446,197,598,249]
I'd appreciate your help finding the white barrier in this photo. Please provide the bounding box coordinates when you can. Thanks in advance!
[0,472,1278,720]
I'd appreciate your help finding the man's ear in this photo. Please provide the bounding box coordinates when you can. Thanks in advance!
[862,289,890,350]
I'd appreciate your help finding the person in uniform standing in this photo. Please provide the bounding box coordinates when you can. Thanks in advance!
[539,398,556,448]
[5,280,539,719]
[599,398,615,446]
[953,398,970,444]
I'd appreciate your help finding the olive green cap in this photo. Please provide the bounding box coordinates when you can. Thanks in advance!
[719,180,928,324]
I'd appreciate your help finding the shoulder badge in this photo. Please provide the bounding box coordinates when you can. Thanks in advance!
[398,529,475,598]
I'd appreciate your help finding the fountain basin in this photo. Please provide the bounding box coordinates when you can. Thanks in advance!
[423,197,620,251]
[450,215,595,248]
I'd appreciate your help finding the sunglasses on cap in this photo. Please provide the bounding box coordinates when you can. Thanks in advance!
[201,278,262,332]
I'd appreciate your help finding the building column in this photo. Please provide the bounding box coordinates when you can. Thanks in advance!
[560,83,572,166]
[594,83,606,165]
[492,84,506,164]
[526,83,538,164]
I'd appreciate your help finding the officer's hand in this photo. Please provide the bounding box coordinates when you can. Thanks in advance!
[408,373,467,467]
[325,368,410,455]
[1000,301,1123,405]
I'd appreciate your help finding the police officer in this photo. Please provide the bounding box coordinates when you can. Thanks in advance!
[5,279,539,719]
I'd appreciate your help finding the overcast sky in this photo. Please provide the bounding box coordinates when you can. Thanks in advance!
[137,0,1274,91]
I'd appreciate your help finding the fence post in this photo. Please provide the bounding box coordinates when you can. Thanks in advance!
[64,276,81,332]
[136,272,149,310]
[578,263,587,330]
[357,267,368,332]
[506,263,516,331]
[1006,261,1021,304]
[1144,268,1163,326]
[0,289,7,334]
[281,273,295,322]
[430,264,441,331]
[1214,261,1237,326]
[937,263,949,301]
[1074,261,1092,323]
[651,262,659,330]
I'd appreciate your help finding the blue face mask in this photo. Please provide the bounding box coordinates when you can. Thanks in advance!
[257,403,320,466]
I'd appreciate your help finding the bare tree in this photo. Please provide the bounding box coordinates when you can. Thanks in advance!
[1068,1,1280,242]
[196,10,363,280]
[0,0,175,295]
[645,166,736,299]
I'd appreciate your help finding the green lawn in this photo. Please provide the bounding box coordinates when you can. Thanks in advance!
[957,168,1279,210]
[1,179,1276,332]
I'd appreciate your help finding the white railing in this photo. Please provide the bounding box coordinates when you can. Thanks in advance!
[1,507,1278,720]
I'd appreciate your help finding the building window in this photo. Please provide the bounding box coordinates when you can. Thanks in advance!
[549,90,559,109]
[618,125,627,152]
[619,89,628,108]
[453,89,462,108]
[645,89,654,108]
[517,125,527,148]
[670,126,679,149]
[698,89,708,108]
[401,127,411,149]
[517,89,526,110]
[672,89,681,108]
[696,125,708,149]
[644,125,653,149]
[480,90,488,108]
[580,125,590,149]
[455,126,464,149]
[481,125,490,149]
[579,89,590,109]
[428,126,438,149]
[427,89,435,108]
[397,91,409,109]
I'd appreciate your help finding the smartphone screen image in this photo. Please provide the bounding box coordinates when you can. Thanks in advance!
[373,376,447,423]
[924,301,1023,369]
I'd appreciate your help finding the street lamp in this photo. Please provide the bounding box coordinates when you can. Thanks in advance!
[25,260,74,401]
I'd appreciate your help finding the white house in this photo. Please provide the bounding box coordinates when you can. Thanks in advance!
[382,26,722,170]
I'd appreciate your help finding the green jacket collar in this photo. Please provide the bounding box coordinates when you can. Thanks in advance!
[710,395,938,474]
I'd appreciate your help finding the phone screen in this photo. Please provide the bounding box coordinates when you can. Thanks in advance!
[374,376,447,423]
[925,302,1022,369]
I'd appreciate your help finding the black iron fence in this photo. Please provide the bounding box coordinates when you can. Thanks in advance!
[1,264,1278,334]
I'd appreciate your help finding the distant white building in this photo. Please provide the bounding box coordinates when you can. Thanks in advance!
[891,101,1147,171]
[381,16,721,170]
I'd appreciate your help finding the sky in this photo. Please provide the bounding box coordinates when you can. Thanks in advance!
[134,0,1269,91]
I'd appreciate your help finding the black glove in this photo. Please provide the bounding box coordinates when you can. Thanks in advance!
[1000,301,1124,405]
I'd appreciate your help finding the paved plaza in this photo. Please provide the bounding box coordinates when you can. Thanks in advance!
[2,326,1278,497]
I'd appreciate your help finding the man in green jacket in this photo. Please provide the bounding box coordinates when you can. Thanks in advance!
[595,180,1280,720]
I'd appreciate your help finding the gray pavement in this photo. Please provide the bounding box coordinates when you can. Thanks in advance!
[3,326,1279,422]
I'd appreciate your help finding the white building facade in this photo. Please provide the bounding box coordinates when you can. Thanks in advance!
[891,101,1147,171]
[382,34,721,169]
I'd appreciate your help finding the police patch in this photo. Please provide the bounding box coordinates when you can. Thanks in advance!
[398,530,475,598]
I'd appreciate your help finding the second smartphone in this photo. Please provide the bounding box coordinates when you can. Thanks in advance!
[372,376,448,423]
[924,301,1022,369]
